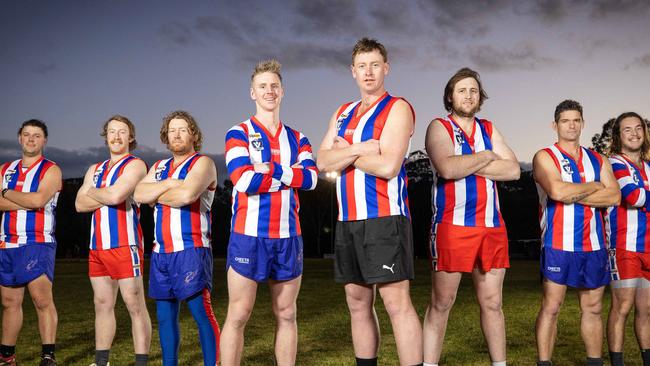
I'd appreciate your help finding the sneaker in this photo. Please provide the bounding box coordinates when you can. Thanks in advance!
[39,355,56,366]
[0,354,16,366]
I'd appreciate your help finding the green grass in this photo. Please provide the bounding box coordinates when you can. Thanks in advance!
[7,259,643,365]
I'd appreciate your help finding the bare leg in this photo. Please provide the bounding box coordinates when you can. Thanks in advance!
[0,285,25,346]
[377,280,422,365]
[423,271,462,364]
[27,275,57,344]
[635,287,650,349]
[344,283,379,359]
[90,276,119,350]
[535,279,567,361]
[607,286,635,352]
[220,268,258,366]
[578,286,606,358]
[472,268,506,362]
[269,276,301,366]
[118,276,152,355]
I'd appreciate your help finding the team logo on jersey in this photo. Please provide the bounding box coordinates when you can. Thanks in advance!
[155,165,167,181]
[561,159,573,174]
[336,113,348,131]
[93,168,103,186]
[633,171,640,184]
[251,138,264,151]
[3,169,16,184]
[454,132,465,145]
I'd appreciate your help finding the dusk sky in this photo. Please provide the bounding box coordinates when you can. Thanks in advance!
[2,0,649,179]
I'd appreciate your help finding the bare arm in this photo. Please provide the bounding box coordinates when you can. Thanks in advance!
[3,165,62,210]
[426,119,497,180]
[157,156,217,207]
[75,165,103,212]
[577,156,621,207]
[317,109,378,172]
[86,159,147,206]
[134,165,181,205]
[533,150,603,204]
[475,126,521,181]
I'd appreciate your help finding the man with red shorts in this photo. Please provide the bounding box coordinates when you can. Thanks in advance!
[423,68,520,366]
[75,115,152,366]
[605,111,650,366]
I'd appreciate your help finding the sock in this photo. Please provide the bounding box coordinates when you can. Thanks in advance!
[187,289,220,366]
[94,349,110,366]
[585,357,603,366]
[0,345,15,357]
[537,362,552,366]
[609,351,623,366]
[135,353,149,366]
[642,349,650,366]
[42,344,55,358]
[356,357,378,366]
[423,363,438,366]
[492,362,506,366]
[156,299,180,366]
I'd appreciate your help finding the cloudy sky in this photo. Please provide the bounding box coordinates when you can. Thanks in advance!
[2,0,649,179]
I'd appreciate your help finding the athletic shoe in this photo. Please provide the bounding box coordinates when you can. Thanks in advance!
[0,354,17,366]
[89,363,110,366]
[39,355,56,366]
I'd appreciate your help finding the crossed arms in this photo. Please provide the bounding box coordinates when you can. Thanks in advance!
[0,163,62,211]
[75,159,147,212]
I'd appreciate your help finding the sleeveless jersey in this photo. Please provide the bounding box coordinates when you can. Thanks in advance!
[225,117,317,238]
[605,154,650,253]
[335,92,413,221]
[0,157,59,247]
[152,153,214,253]
[89,154,143,250]
[431,115,504,227]
[537,144,605,252]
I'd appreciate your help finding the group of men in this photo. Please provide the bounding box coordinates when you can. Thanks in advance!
[0,37,648,366]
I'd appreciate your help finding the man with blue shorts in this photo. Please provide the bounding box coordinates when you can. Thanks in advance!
[134,110,219,366]
[0,119,61,366]
[221,60,318,366]
[533,100,620,366]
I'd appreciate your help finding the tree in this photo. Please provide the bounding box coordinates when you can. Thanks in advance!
[591,118,615,155]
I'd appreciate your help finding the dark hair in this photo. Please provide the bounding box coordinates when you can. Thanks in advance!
[554,100,583,122]
[443,67,488,112]
[18,119,48,138]
[351,37,387,64]
[100,115,137,150]
[160,110,203,151]
[609,111,650,160]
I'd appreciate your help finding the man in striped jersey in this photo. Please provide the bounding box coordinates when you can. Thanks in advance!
[533,100,620,366]
[134,111,219,366]
[604,112,650,366]
[423,68,520,366]
[0,120,61,366]
[75,115,151,366]
[221,60,318,366]
[317,38,423,366]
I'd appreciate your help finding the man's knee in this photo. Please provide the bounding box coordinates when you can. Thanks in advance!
[1,293,23,310]
[31,291,54,312]
[540,300,563,318]
[478,293,503,313]
[227,306,254,330]
[273,303,297,324]
[382,295,413,318]
[581,299,603,316]
[431,292,456,314]
[121,288,146,316]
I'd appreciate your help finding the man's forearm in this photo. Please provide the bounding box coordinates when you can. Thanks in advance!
[475,160,521,181]
[317,146,359,172]
[578,187,621,207]
[0,196,27,211]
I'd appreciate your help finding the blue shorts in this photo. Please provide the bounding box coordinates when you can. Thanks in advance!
[541,246,610,289]
[227,232,303,282]
[0,243,56,287]
[148,247,213,301]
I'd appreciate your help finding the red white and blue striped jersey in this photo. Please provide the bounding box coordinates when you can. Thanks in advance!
[152,153,214,253]
[537,144,605,252]
[335,92,413,221]
[605,154,650,253]
[89,155,143,250]
[431,116,504,227]
[225,117,318,238]
[0,157,59,248]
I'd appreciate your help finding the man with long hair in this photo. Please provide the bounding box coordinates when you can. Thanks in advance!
[605,112,650,366]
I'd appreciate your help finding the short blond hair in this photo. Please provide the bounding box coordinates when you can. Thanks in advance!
[251,59,282,84]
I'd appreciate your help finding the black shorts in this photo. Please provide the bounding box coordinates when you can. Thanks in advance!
[334,215,414,284]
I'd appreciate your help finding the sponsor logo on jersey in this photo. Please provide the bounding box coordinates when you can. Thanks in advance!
[26,259,38,271]
[184,270,198,284]
[271,148,281,156]
[382,263,396,274]
[547,266,561,272]
[344,129,354,136]
[249,133,262,139]
[234,256,250,264]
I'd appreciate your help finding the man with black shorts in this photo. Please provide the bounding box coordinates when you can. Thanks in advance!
[317,37,422,366]
[0,119,61,366]
[533,100,620,366]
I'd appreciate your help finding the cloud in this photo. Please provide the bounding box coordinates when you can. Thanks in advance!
[468,42,556,71]
[0,140,227,182]
[158,22,196,47]
[589,0,650,18]
[292,0,367,36]
[624,53,650,70]
[33,62,57,75]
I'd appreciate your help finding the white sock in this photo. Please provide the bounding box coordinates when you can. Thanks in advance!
[423,363,438,366]
[492,361,506,366]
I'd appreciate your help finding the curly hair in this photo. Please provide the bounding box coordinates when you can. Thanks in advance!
[443,67,488,113]
[160,110,203,152]
[608,111,650,161]
[100,115,137,150]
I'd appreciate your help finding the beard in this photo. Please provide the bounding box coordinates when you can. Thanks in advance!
[168,140,192,154]
[452,101,479,118]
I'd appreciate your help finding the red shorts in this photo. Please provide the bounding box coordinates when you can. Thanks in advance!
[89,246,143,280]
[430,222,509,273]
[610,248,650,282]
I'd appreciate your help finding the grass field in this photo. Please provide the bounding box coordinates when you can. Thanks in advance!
[7,259,643,365]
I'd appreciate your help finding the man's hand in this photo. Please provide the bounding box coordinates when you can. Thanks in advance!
[254,163,270,174]
[357,139,380,156]
[332,136,350,149]
[291,162,304,169]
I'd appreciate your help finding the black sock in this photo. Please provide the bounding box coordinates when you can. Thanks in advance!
[0,345,15,357]
[356,357,378,366]
[135,353,148,366]
[95,349,110,366]
[537,361,552,366]
[609,351,624,366]
[585,357,603,366]
[41,344,55,357]
[642,349,650,366]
